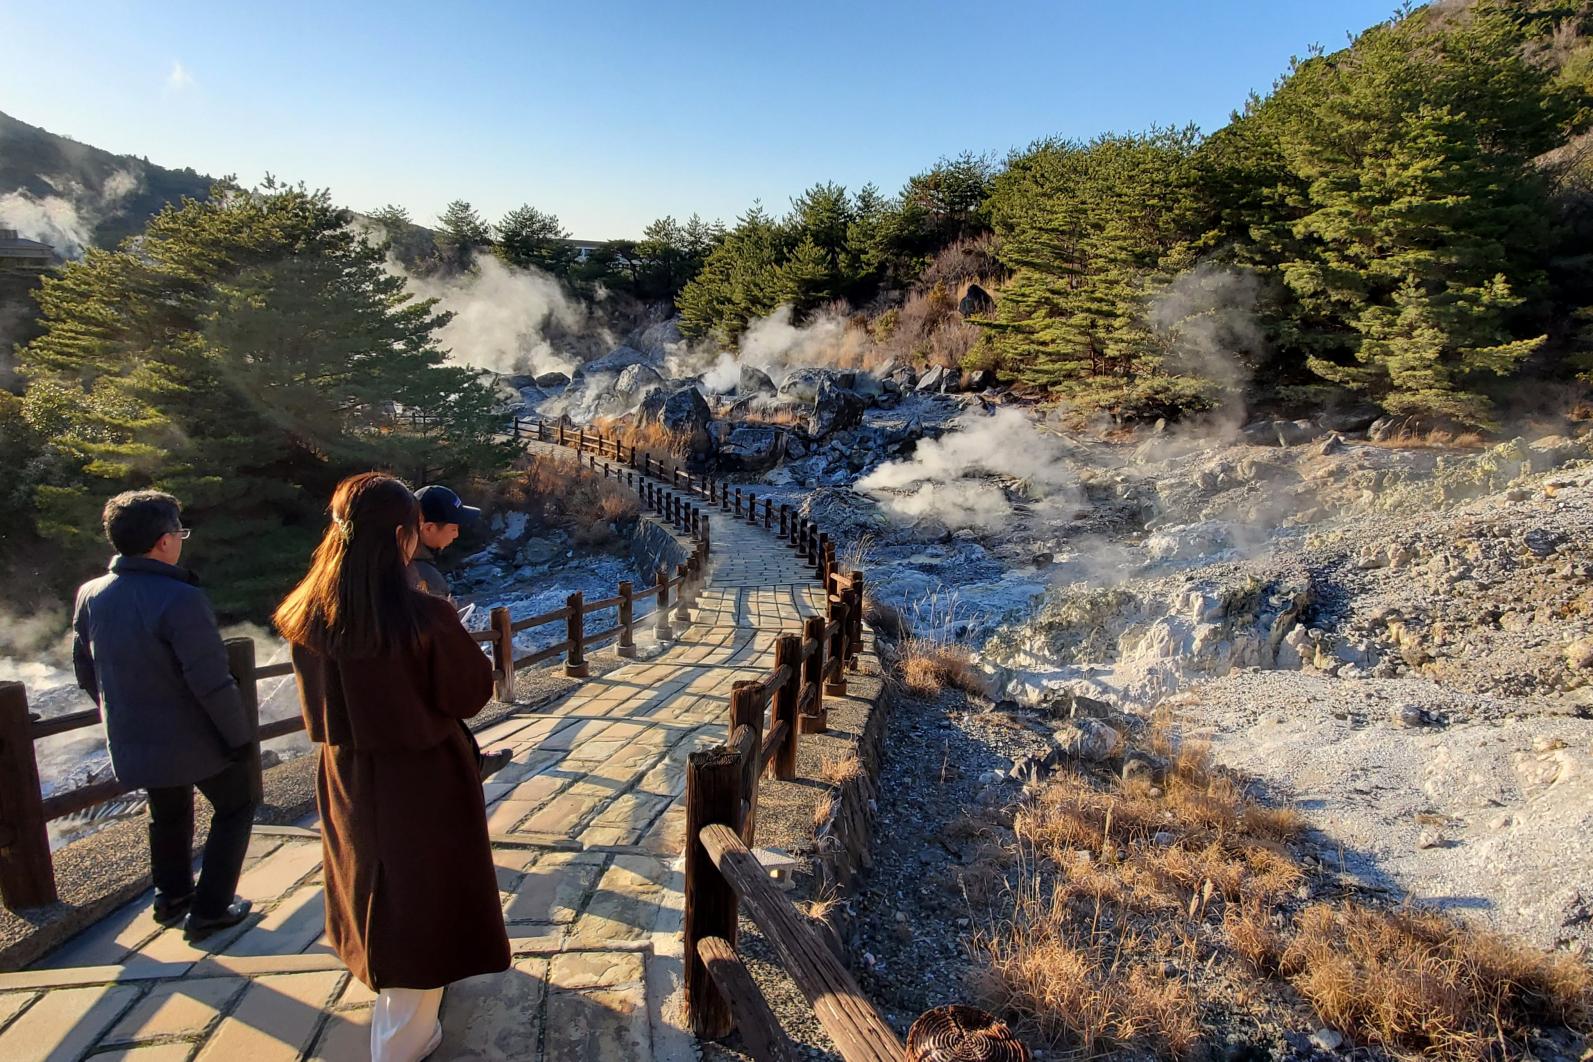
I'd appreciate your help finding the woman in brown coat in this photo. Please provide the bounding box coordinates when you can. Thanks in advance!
[275,473,508,1061]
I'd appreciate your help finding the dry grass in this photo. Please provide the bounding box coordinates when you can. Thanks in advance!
[812,791,836,833]
[969,713,1590,1058]
[1364,426,1489,450]
[898,637,988,698]
[1281,903,1593,1059]
[590,415,692,458]
[819,752,864,787]
[737,404,808,429]
[500,451,641,549]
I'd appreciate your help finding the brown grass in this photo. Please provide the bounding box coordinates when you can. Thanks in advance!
[970,712,1590,1059]
[590,415,692,458]
[819,753,864,787]
[898,638,988,698]
[736,404,807,429]
[1281,903,1593,1059]
[1363,427,1488,450]
[812,791,836,833]
[500,451,641,549]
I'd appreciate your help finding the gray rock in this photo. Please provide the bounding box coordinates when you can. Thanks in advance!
[614,363,665,400]
[738,364,776,396]
[1052,718,1122,762]
[534,370,571,389]
[1036,687,1115,719]
[1309,1028,1343,1052]
[659,386,713,451]
[637,388,668,424]
[720,425,782,471]
[573,345,658,380]
[915,365,949,393]
[809,379,865,438]
[784,434,810,460]
[779,367,856,403]
[958,283,995,317]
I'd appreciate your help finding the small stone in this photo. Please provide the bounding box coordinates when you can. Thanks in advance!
[1564,637,1593,669]
[1394,704,1427,728]
[1310,1027,1344,1052]
[1152,831,1176,847]
[1418,827,1443,849]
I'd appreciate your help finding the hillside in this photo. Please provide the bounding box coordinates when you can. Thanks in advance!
[0,109,213,256]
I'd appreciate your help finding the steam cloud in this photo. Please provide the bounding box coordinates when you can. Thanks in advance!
[395,253,606,377]
[675,304,864,394]
[1148,263,1265,395]
[859,407,1083,530]
[0,168,144,259]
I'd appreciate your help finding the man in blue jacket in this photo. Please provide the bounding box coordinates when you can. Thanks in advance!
[72,491,254,940]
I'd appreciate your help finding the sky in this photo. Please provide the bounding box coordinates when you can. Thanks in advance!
[0,0,1401,240]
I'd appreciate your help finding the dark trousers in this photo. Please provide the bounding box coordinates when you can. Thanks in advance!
[147,758,256,919]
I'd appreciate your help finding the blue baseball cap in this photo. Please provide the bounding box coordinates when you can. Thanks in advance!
[416,485,481,525]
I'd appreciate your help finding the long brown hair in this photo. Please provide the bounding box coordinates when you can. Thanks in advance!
[274,473,429,657]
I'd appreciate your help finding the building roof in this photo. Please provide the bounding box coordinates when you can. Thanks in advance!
[0,228,58,265]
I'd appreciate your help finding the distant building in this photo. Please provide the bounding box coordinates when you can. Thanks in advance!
[562,238,604,263]
[0,228,57,274]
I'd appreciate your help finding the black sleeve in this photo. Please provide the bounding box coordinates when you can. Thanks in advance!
[163,590,252,748]
[71,589,99,706]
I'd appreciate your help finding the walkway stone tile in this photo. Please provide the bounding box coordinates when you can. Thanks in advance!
[0,983,140,1062]
[0,989,36,1029]
[544,952,648,1062]
[226,884,325,957]
[502,852,607,926]
[194,970,342,1062]
[234,840,322,904]
[88,1045,195,1062]
[566,857,667,949]
[308,1003,370,1061]
[436,956,548,1060]
[104,976,245,1044]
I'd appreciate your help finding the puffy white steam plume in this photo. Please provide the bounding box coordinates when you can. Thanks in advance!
[675,304,864,392]
[396,253,604,377]
[0,168,144,259]
[858,407,1082,530]
[1148,263,1265,394]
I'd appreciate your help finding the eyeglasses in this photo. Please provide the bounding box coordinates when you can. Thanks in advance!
[172,528,192,540]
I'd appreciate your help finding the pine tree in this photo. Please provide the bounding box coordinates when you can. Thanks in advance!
[20,180,508,615]
[436,199,491,269]
[494,204,575,276]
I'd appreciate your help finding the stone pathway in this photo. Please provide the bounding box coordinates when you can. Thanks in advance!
[0,464,826,1061]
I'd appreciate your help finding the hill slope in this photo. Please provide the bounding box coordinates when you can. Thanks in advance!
[0,109,213,256]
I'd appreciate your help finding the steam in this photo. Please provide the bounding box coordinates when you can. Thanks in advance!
[858,407,1083,531]
[1148,264,1265,396]
[671,304,866,394]
[395,253,605,377]
[0,168,145,259]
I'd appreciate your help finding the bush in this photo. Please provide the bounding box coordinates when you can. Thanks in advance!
[497,451,640,550]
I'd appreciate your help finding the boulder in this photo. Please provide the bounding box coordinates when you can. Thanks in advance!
[965,368,998,391]
[738,364,777,396]
[809,378,865,438]
[1036,687,1114,719]
[573,345,658,381]
[784,434,811,460]
[515,537,562,566]
[915,365,950,393]
[629,319,683,358]
[614,363,665,400]
[637,388,668,424]
[534,370,571,389]
[1317,405,1381,434]
[719,425,782,472]
[1240,418,1325,447]
[659,386,713,451]
[1052,718,1122,762]
[502,373,538,390]
[778,367,856,403]
[958,282,996,317]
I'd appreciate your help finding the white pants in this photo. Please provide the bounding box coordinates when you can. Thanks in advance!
[371,986,444,1062]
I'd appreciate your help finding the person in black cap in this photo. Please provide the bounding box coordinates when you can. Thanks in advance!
[408,485,511,781]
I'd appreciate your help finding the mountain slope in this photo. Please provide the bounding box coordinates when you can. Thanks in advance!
[0,110,213,255]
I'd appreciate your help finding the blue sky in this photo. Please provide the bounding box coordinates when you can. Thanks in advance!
[1,1,1399,240]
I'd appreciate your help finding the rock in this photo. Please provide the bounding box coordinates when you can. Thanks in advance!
[809,378,866,438]
[629,319,682,358]
[738,364,776,396]
[965,368,997,391]
[778,367,855,403]
[1523,528,1566,558]
[958,282,995,317]
[1565,638,1593,669]
[1394,704,1427,728]
[614,363,665,400]
[915,365,950,393]
[784,434,810,460]
[1240,419,1323,447]
[534,370,571,389]
[637,388,668,424]
[658,386,713,451]
[572,344,658,380]
[1036,687,1115,719]
[1052,718,1122,762]
[1318,433,1346,456]
[515,537,561,566]
[1309,1027,1343,1052]
[1417,827,1444,849]
[1152,830,1176,847]
[719,425,782,472]
[1122,754,1165,785]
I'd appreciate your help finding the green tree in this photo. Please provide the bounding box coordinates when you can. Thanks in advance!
[495,203,576,276]
[367,203,437,269]
[436,199,491,269]
[1255,2,1584,425]
[677,204,787,343]
[19,180,509,615]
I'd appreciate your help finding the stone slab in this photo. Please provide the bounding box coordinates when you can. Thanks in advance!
[105,975,246,1044]
[195,970,342,1062]
[436,956,549,1060]
[0,983,140,1062]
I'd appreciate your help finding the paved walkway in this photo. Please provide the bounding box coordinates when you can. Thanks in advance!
[0,464,826,1061]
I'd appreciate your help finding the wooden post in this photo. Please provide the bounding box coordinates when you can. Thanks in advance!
[557,422,566,445]
[709,479,717,504]
[747,493,758,526]
[849,571,866,668]
[815,532,828,572]
[730,683,763,845]
[676,564,693,623]
[801,615,828,734]
[779,504,789,538]
[225,638,264,805]
[721,482,730,511]
[773,634,800,781]
[683,744,745,1039]
[763,498,773,529]
[0,681,57,909]
[655,566,672,640]
[566,591,588,678]
[825,596,849,696]
[617,581,636,658]
[734,487,742,516]
[490,606,516,702]
[822,541,837,585]
[701,515,711,556]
